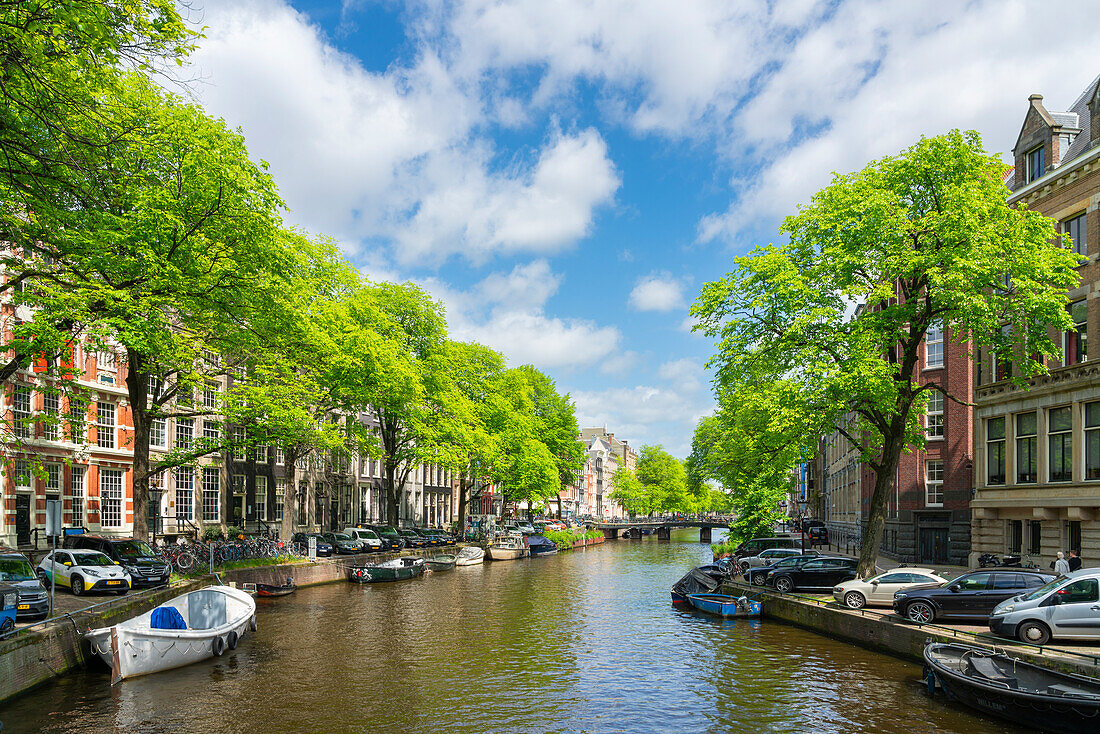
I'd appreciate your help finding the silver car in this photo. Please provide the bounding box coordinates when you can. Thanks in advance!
[989,568,1100,645]
[738,548,808,572]
[832,567,946,609]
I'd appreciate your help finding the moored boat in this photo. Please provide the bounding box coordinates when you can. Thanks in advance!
[86,585,256,683]
[487,535,527,561]
[424,555,457,572]
[527,535,558,556]
[686,593,762,618]
[455,546,485,566]
[670,562,733,604]
[256,577,297,597]
[923,642,1100,734]
[347,557,425,583]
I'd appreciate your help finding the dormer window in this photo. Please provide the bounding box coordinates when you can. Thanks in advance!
[1026,146,1045,182]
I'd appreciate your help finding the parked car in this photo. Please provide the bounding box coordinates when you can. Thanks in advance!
[364,525,405,550]
[743,554,822,586]
[412,528,445,547]
[765,557,858,592]
[807,525,829,547]
[739,548,813,571]
[732,536,802,560]
[342,527,384,552]
[291,532,334,557]
[36,549,131,596]
[516,522,537,535]
[0,582,17,632]
[421,528,454,545]
[0,550,49,619]
[892,568,1055,624]
[397,529,429,549]
[62,535,170,589]
[832,568,948,609]
[989,569,1100,644]
[320,532,362,555]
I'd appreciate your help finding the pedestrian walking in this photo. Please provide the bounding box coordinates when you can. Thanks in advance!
[1069,550,1082,572]
[1054,551,1071,576]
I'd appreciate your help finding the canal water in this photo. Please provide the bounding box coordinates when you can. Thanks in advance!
[3,530,1018,734]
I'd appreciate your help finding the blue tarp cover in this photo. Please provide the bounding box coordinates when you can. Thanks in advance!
[150,606,187,630]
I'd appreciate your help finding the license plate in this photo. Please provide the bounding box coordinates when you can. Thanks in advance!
[17,604,29,610]
[106,580,121,585]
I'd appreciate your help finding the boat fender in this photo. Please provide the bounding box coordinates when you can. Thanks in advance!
[226,631,239,650]
[924,666,936,696]
[249,615,257,632]
[212,635,225,657]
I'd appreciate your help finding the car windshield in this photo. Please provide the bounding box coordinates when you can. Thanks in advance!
[72,553,115,567]
[0,558,34,581]
[112,541,156,560]
[333,534,351,541]
[1022,577,1064,602]
[359,531,378,539]
[399,530,417,536]
[378,527,398,536]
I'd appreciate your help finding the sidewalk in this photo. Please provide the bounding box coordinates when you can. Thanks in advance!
[823,544,971,578]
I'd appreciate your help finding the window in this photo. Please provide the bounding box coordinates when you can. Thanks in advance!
[71,467,85,524]
[1028,520,1042,555]
[203,385,217,409]
[67,397,87,442]
[297,483,308,525]
[275,479,285,521]
[1067,520,1082,555]
[148,472,163,526]
[97,350,117,372]
[42,392,60,440]
[1016,412,1037,483]
[256,476,268,521]
[147,376,161,403]
[151,417,167,448]
[175,418,193,450]
[12,386,31,438]
[925,390,943,439]
[987,417,1006,485]
[1087,402,1100,480]
[175,467,194,521]
[202,467,220,521]
[202,420,220,443]
[296,453,308,469]
[96,401,115,449]
[1065,301,1087,365]
[1007,519,1023,554]
[254,444,268,463]
[957,573,991,591]
[232,474,246,496]
[1064,213,1087,257]
[45,464,61,494]
[100,469,123,528]
[925,460,943,506]
[1059,578,1099,604]
[925,322,944,367]
[233,427,246,460]
[275,447,284,465]
[1049,406,1073,482]
[1026,146,1045,182]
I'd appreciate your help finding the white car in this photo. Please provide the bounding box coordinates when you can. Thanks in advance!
[341,527,383,552]
[832,567,946,609]
[36,549,131,596]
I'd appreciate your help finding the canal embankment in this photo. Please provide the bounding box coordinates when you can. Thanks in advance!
[0,547,451,705]
[723,580,1100,678]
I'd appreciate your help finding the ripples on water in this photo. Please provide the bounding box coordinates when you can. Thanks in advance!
[2,530,1019,734]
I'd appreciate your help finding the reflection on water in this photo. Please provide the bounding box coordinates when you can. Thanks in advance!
[2,530,1019,734]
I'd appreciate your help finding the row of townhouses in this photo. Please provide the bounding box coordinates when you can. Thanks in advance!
[810,73,1100,567]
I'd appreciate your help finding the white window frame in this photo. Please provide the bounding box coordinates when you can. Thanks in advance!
[275,478,285,521]
[175,467,194,522]
[71,466,85,524]
[255,475,268,521]
[12,385,31,438]
[925,459,943,507]
[96,401,115,449]
[202,467,220,522]
[100,469,123,528]
[42,392,60,440]
[45,463,61,494]
[925,322,944,368]
[151,417,167,448]
[175,418,193,450]
[925,389,944,439]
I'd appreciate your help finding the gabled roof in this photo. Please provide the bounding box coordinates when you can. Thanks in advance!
[1008,73,1099,192]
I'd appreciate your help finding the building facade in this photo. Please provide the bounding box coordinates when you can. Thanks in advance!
[971,75,1100,565]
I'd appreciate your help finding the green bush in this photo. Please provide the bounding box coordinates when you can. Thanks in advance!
[201,525,224,541]
[584,529,603,540]
[710,541,738,557]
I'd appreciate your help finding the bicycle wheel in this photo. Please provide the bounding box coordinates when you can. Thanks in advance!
[174,551,196,574]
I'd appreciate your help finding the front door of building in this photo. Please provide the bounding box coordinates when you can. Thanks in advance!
[15,494,31,546]
[233,495,244,526]
[919,527,949,564]
[330,500,338,531]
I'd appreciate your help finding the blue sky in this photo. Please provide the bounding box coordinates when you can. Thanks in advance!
[181,0,1100,457]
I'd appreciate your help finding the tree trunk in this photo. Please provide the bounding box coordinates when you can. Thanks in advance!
[280,446,298,541]
[857,431,904,578]
[556,494,562,520]
[456,471,468,536]
[125,349,151,541]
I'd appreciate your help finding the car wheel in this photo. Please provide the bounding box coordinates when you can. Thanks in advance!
[844,592,866,609]
[905,601,935,624]
[1017,621,1051,646]
[751,573,766,587]
[774,576,794,593]
[71,575,85,596]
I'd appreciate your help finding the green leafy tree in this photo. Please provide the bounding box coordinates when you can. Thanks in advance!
[608,467,645,517]
[693,131,1081,575]
[635,444,689,515]
[514,366,585,519]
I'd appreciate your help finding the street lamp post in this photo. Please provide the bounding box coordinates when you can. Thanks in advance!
[797,499,809,552]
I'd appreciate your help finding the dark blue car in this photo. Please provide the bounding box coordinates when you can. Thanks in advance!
[292,533,334,557]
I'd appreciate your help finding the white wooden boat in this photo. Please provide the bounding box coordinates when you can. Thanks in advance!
[487,535,528,561]
[455,546,485,566]
[86,585,256,683]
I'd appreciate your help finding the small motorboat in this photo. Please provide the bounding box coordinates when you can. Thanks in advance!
[347,557,425,583]
[670,563,733,604]
[686,593,762,619]
[256,577,297,598]
[424,555,457,572]
[923,642,1100,734]
[527,535,558,556]
[455,546,485,566]
[86,585,256,683]
[487,534,528,561]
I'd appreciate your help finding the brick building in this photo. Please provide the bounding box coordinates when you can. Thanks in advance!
[971,74,1100,566]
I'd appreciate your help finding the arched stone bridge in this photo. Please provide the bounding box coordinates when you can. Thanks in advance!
[593,517,732,543]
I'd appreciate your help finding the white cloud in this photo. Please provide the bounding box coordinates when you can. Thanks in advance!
[629,273,686,312]
[187,1,617,267]
[599,350,640,376]
[572,384,714,457]
[657,358,705,390]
